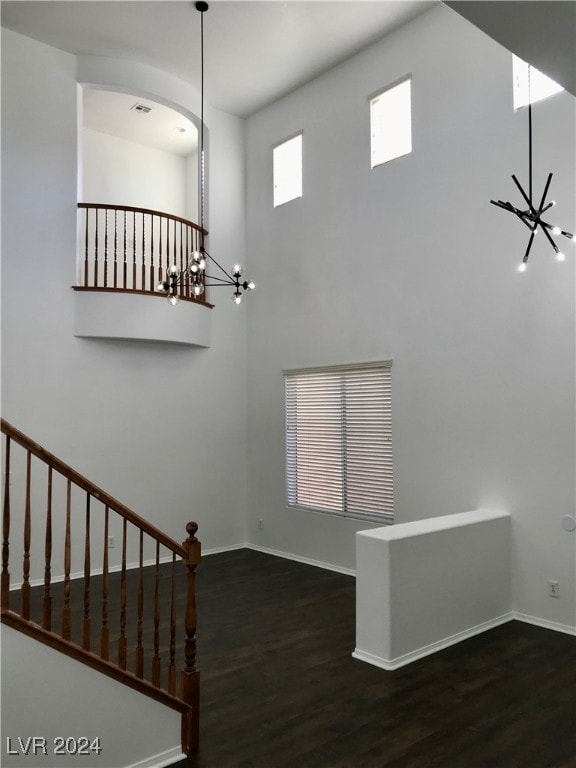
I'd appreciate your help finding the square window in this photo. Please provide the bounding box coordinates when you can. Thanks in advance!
[370,77,412,168]
[273,133,302,207]
[513,54,563,110]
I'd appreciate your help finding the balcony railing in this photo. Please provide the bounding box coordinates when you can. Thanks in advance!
[77,204,209,304]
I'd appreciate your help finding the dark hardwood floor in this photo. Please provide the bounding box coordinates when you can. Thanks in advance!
[175,549,576,768]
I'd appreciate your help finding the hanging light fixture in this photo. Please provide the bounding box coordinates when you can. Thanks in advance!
[157,1,255,305]
[490,64,575,273]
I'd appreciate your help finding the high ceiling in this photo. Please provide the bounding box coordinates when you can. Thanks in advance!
[1,1,436,118]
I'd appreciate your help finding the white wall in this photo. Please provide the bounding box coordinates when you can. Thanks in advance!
[1,626,183,768]
[1,28,248,571]
[83,127,188,217]
[245,5,575,628]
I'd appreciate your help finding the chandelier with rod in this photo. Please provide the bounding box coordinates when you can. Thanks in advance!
[490,65,575,273]
[157,1,255,305]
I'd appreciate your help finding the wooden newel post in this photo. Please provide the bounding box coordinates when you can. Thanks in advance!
[181,521,201,755]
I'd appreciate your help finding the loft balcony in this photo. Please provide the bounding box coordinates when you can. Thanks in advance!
[73,203,212,347]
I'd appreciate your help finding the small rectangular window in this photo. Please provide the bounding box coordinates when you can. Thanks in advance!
[370,77,412,169]
[513,54,563,110]
[273,132,302,207]
[285,361,393,523]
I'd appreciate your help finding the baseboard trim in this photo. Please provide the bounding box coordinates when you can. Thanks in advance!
[202,543,248,557]
[352,612,514,671]
[125,746,185,768]
[513,611,576,636]
[246,543,356,577]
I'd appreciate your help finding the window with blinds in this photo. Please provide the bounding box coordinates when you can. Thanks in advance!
[284,361,393,523]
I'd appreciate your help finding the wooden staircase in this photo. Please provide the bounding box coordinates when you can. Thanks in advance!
[0,419,200,756]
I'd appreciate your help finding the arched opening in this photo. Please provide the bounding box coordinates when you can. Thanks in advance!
[80,87,199,223]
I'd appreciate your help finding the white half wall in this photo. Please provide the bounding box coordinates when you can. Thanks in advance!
[354,509,512,669]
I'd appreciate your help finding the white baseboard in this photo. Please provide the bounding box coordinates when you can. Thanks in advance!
[202,543,247,557]
[246,543,356,577]
[513,611,576,636]
[353,612,514,671]
[125,746,185,768]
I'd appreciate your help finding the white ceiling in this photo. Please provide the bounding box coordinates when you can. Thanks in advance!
[83,89,198,156]
[1,1,436,118]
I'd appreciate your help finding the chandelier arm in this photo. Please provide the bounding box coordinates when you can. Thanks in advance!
[536,172,553,213]
[539,221,560,252]
[204,273,235,285]
[522,229,537,264]
[202,249,234,281]
[511,175,536,214]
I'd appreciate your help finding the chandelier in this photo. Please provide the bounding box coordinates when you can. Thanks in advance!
[157,1,255,305]
[490,64,574,272]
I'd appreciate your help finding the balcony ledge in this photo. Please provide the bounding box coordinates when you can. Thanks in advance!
[73,288,212,347]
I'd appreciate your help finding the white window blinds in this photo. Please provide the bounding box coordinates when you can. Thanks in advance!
[285,361,393,522]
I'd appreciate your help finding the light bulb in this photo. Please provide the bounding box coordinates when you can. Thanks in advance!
[556,251,566,262]
[518,262,527,273]
[198,256,207,270]
[193,282,205,296]
[168,294,180,306]
[552,226,562,236]
[169,264,178,276]
[550,200,557,207]
[189,262,199,274]
[231,264,242,277]
[571,234,576,243]
[157,281,169,293]
[232,290,243,305]
[246,280,255,291]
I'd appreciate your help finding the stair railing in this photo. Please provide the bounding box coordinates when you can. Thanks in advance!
[1,419,200,755]
[76,203,209,305]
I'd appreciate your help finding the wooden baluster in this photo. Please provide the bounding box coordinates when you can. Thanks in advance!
[179,221,183,296]
[82,493,91,651]
[62,479,71,640]
[93,208,99,287]
[159,217,163,285]
[101,506,109,660]
[152,540,161,687]
[135,529,144,678]
[103,208,108,288]
[1,436,10,611]
[167,217,171,275]
[174,220,178,292]
[42,466,53,630]
[181,522,201,754]
[113,210,118,288]
[141,212,146,292]
[168,551,177,694]
[21,451,31,620]
[132,211,137,289]
[123,210,127,289]
[185,224,190,298]
[84,208,89,287]
[150,215,155,293]
[118,517,127,670]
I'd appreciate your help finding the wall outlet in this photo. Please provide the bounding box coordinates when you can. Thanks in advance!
[108,535,115,549]
[548,580,559,598]
[257,519,264,530]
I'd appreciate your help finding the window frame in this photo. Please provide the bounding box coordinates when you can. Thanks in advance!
[272,131,303,208]
[284,361,393,525]
[369,75,412,169]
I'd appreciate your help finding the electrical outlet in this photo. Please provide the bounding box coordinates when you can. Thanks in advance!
[257,519,264,530]
[548,580,559,598]
[108,535,115,549]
